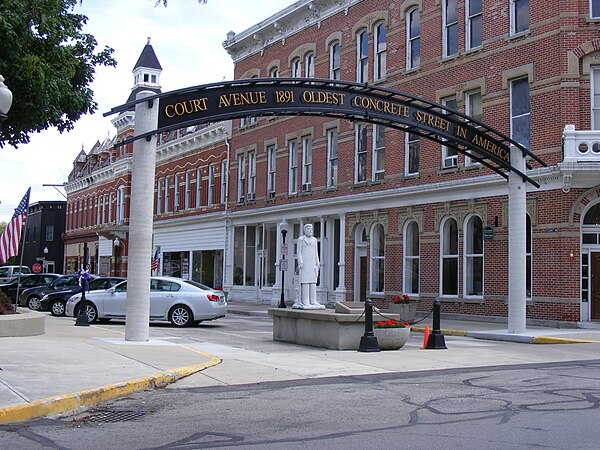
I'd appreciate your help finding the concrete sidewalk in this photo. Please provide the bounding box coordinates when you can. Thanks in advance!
[1,303,599,424]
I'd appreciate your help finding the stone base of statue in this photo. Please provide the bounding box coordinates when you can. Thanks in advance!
[292,301,326,310]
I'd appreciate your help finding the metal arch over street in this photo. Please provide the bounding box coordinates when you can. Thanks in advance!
[105,77,547,187]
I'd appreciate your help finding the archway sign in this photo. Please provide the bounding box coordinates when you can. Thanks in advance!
[107,77,547,186]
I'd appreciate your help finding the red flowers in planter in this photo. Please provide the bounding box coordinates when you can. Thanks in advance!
[392,294,411,304]
[375,319,409,328]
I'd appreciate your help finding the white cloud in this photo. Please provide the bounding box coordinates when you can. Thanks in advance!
[0,0,293,222]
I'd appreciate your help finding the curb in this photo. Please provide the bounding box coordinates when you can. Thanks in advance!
[411,327,598,344]
[0,349,221,423]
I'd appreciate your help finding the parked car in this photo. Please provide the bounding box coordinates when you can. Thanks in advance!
[19,274,92,310]
[65,276,227,327]
[0,265,31,284]
[41,276,125,317]
[0,273,61,301]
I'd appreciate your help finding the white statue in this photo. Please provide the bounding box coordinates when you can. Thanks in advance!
[293,223,325,309]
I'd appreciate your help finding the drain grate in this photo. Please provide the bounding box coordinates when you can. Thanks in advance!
[73,408,147,424]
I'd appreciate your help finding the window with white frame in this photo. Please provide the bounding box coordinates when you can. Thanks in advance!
[441,217,459,296]
[327,128,339,188]
[96,197,101,224]
[357,29,368,83]
[443,0,458,57]
[173,173,180,212]
[164,175,170,213]
[372,124,385,181]
[510,77,531,148]
[406,7,421,70]
[237,154,246,202]
[269,66,279,78]
[526,214,532,298]
[247,153,256,201]
[291,57,301,78]
[466,0,483,50]
[267,144,276,197]
[156,179,163,215]
[511,0,529,35]
[374,22,387,81]
[301,137,312,191]
[441,96,458,168]
[184,171,191,210]
[592,68,600,129]
[195,167,202,208]
[464,215,483,296]
[593,0,600,19]
[102,195,107,223]
[208,163,216,205]
[370,223,385,293]
[304,52,314,78]
[403,220,420,295]
[108,192,113,223]
[405,132,420,176]
[465,90,483,166]
[116,185,125,224]
[288,140,298,194]
[355,123,368,183]
[329,41,340,80]
[45,225,54,242]
[220,160,228,204]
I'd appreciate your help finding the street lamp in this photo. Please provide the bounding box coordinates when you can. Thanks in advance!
[43,247,49,272]
[279,219,289,308]
[0,74,13,127]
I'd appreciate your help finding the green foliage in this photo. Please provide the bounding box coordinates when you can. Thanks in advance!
[0,0,116,148]
[156,0,207,7]
[0,221,6,235]
[0,290,15,314]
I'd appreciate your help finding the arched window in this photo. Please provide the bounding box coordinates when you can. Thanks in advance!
[403,221,420,295]
[371,224,385,293]
[583,203,600,225]
[269,66,279,78]
[441,218,459,296]
[356,29,368,83]
[304,52,314,78]
[464,215,483,296]
[329,41,340,80]
[291,57,301,78]
[116,185,126,224]
[374,22,386,80]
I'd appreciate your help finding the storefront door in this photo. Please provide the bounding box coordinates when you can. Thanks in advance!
[592,253,600,320]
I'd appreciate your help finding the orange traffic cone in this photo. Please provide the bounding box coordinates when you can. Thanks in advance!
[422,325,430,349]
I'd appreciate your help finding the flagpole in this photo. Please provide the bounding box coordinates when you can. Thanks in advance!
[13,199,30,311]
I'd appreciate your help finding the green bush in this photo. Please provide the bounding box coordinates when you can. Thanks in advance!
[0,291,15,315]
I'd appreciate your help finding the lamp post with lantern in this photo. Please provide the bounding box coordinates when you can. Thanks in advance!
[0,74,12,127]
[279,219,289,308]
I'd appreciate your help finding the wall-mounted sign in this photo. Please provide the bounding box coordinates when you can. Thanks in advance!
[483,226,494,241]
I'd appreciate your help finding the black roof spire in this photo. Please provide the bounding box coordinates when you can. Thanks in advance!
[133,37,162,71]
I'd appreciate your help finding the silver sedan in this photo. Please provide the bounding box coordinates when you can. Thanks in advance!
[65,276,227,327]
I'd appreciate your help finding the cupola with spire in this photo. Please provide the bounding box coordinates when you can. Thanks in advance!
[127,37,163,105]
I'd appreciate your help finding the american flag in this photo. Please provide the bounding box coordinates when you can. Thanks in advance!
[0,188,31,264]
[151,248,160,271]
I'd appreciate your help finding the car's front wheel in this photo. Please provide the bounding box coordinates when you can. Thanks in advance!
[27,296,41,311]
[50,300,66,317]
[77,301,98,324]
[169,305,193,327]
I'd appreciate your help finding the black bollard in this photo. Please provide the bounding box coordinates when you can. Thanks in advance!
[358,299,380,352]
[426,298,447,349]
[75,244,90,327]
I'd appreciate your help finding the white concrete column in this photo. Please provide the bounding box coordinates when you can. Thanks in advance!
[336,214,346,294]
[508,146,527,334]
[125,91,158,342]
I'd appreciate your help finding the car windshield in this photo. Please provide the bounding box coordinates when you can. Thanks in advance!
[182,279,214,291]
[53,277,75,287]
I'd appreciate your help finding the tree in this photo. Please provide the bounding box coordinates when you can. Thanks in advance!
[0,0,116,148]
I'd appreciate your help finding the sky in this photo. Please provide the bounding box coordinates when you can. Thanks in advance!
[0,0,295,223]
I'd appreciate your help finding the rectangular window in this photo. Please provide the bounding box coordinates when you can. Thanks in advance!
[330,41,341,80]
[374,23,387,81]
[220,160,228,204]
[116,187,125,224]
[372,125,385,181]
[45,225,54,242]
[208,164,215,205]
[184,171,191,210]
[593,0,600,19]
[327,129,339,188]
[196,167,202,208]
[288,140,298,194]
[233,227,245,286]
[510,77,531,148]
[96,197,101,224]
[157,180,163,215]
[108,193,113,223]
[465,90,483,166]
[173,173,180,212]
[247,152,256,201]
[407,8,421,69]
[355,123,368,183]
[237,154,246,202]
[466,0,482,49]
[511,0,529,35]
[357,29,368,83]
[164,176,170,213]
[267,144,276,197]
[405,132,420,176]
[441,96,458,168]
[592,68,600,129]
[301,137,312,191]
[444,0,458,57]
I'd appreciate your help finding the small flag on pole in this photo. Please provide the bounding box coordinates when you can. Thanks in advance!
[0,188,31,264]
[151,248,160,271]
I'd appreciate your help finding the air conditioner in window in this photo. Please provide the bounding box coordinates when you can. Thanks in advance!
[302,183,312,192]
[238,196,244,203]
[247,192,255,201]
[443,156,458,168]
[268,191,275,199]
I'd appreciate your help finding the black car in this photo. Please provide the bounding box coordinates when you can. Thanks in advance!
[41,276,125,316]
[18,274,91,310]
[0,273,61,301]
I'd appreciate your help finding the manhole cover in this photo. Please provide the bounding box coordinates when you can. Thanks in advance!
[73,408,147,424]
